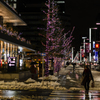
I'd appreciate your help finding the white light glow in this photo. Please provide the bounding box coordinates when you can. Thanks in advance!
[96,23,100,25]
[57,1,65,3]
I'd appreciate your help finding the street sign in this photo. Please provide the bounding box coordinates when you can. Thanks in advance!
[41,53,46,56]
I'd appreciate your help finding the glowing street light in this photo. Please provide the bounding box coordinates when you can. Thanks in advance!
[82,37,87,62]
[72,47,75,62]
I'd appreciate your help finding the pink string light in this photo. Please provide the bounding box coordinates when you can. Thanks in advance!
[38,0,75,75]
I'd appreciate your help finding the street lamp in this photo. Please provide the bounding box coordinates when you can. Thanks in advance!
[80,46,83,63]
[82,37,87,62]
[96,23,100,25]
[72,47,74,62]
[89,27,97,62]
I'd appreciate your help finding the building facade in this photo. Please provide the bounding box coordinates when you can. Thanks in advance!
[0,0,37,71]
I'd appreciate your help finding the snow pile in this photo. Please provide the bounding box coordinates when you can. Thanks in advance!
[25,78,36,83]
[66,75,71,79]
[0,80,4,84]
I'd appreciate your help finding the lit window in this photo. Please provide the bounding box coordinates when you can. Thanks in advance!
[14,0,17,1]
[57,1,65,3]
[13,3,16,8]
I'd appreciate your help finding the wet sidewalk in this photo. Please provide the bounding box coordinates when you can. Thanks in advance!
[47,90,100,100]
[54,64,100,91]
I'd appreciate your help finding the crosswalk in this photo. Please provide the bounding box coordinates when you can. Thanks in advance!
[46,90,100,100]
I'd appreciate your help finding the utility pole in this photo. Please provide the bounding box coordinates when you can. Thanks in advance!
[80,46,82,63]
[72,47,74,62]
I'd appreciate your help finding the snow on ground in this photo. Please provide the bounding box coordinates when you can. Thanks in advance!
[0,80,65,90]
[38,75,59,81]
[25,78,36,83]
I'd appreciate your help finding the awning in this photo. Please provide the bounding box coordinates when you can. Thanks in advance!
[0,1,27,26]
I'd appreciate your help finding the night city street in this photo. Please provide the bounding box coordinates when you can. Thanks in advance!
[1,0,100,100]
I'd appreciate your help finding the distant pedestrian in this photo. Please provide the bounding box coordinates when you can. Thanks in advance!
[72,62,76,71]
[66,62,69,66]
[81,65,94,94]
[30,62,38,80]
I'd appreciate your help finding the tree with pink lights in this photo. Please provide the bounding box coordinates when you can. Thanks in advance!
[39,0,74,76]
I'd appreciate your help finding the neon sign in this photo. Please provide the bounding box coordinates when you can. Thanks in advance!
[8,57,16,67]
[8,57,16,72]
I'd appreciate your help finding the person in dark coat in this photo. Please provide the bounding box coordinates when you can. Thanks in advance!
[30,62,37,80]
[82,65,94,94]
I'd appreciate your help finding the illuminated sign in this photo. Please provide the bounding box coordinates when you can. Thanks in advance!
[8,57,16,72]
[95,51,98,61]
[93,41,95,48]
[41,53,46,56]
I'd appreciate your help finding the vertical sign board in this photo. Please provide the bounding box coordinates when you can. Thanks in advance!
[85,43,89,53]
[8,57,16,72]
[95,51,98,62]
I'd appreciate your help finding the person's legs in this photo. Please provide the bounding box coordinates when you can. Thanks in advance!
[86,81,90,93]
[85,81,90,94]
[84,82,87,93]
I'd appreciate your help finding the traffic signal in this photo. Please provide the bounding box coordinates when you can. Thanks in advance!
[95,44,99,48]
[95,43,99,51]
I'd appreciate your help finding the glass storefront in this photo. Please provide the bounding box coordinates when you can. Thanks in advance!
[0,40,41,70]
[0,40,18,68]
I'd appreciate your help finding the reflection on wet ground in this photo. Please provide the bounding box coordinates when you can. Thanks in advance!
[47,90,100,100]
[0,89,52,100]
[0,90,100,100]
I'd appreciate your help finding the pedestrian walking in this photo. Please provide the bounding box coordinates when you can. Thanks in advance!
[72,62,76,72]
[81,65,94,94]
[30,62,38,80]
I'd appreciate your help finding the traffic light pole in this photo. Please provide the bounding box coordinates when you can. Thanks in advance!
[89,28,91,63]
[95,43,99,64]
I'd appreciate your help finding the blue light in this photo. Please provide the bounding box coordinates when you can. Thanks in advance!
[95,51,98,61]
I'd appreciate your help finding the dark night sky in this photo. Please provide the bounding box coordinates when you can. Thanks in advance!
[20,0,100,54]
[66,0,100,53]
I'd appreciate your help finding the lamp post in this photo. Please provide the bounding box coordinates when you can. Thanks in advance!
[80,46,82,63]
[89,27,97,69]
[72,47,74,63]
[89,28,97,62]
[82,37,87,63]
